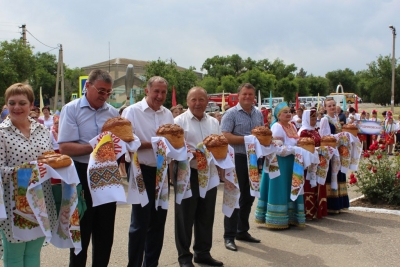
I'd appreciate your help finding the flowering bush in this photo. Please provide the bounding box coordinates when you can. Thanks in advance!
[351,141,400,205]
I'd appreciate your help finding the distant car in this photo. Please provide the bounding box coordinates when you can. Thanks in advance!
[205,101,220,112]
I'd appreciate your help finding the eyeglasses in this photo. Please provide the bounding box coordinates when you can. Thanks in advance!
[91,83,113,96]
[31,117,38,119]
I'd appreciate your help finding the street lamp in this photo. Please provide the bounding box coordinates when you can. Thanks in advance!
[389,25,396,113]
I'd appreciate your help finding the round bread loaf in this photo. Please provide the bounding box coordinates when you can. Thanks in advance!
[203,134,228,159]
[342,124,359,136]
[38,151,72,169]
[102,117,135,142]
[297,137,315,153]
[156,124,185,149]
[321,136,337,147]
[251,126,272,146]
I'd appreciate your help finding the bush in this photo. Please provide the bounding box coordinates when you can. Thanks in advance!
[351,141,400,205]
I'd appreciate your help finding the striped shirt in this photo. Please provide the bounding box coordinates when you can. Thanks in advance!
[221,104,264,154]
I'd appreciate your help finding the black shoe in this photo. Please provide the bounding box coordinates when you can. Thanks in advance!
[180,262,194,267]
[224,239,237,251]
[194,255,223,266]
[236,232,261,243]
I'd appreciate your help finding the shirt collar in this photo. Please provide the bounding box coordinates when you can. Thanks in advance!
[0,117,41,131]
[236,103,255,114]
[80,95,109,111]
[186,109,206,121]
[139,97,165,113]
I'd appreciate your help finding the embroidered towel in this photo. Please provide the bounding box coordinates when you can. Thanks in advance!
[88,132,141,207]
[244,135,277,197]
[151,137,190,210]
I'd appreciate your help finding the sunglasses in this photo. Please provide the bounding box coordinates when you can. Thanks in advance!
[91,83,113,96]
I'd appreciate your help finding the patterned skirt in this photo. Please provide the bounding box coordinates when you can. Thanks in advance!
[325,162,349,213]
[255,155,305,229]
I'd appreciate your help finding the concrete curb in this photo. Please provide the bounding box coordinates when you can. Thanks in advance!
[349,195,400,216]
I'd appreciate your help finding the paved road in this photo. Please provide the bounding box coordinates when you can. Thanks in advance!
[11,182,395,267]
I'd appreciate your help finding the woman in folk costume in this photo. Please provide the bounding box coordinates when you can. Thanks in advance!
[255,102,305,229]
[358,111,368,150]
[368,109,381,145]
[383,116,397,155]
[396,114,400,152]
[298,109,327,220]
[319,98,349,213]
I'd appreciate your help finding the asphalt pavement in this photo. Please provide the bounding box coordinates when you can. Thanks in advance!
[5,182,400,267]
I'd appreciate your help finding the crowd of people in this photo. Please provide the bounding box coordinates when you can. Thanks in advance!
[0,69,397,267]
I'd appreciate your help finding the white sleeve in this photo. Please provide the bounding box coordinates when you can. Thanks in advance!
[319,117,331,137]
[271,123,285,142]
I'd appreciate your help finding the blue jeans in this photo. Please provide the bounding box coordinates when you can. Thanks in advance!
[1,231,44,267]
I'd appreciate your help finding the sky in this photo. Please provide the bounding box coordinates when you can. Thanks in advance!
[1,0,399,77]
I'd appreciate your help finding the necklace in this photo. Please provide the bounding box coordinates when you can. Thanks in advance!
[279,122,299,139]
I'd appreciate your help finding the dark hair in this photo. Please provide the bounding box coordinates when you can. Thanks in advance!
[42,106,50,112]
[349,107,356,113]
[119,106,126,115]
[88,69,113,84]
[237,83,255,94]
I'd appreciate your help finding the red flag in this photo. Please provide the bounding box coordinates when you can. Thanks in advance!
[172,86,177,106]
[295,92,299,109]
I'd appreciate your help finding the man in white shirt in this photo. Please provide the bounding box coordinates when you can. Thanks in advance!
[173,87,223,267]
[121,76,174,267]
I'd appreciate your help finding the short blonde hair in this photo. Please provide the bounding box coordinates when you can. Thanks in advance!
[5,83,34,104]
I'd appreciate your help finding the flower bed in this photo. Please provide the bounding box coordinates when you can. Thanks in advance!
[350,141,400,206]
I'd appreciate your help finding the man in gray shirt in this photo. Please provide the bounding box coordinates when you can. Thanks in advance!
[221,83,263,252]
[58,69,119,267]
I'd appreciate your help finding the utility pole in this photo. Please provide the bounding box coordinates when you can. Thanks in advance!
[389,25,396,113]
[20,24,26,46]
[53,44,65,111]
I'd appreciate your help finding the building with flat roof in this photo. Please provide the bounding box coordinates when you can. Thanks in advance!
[82,58,202,107]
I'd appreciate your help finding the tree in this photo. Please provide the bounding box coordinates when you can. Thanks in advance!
[293,77,309,96]
[362,55,398,105]
[30,52,58,104]
[275,77,297,102]
[296,68,308,78]
[306,75,329,97]
[0,39,35,100]
[325,68,358,95]
[266,58,297,81]
[144,59,199,108]
[216,75,238,93]
[64,66,86,102]
[196,76,219,93]
[237,69,276,98]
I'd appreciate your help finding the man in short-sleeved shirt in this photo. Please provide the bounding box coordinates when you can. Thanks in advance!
[58,69,119,267]
[221,83,263,252]
[121,76,174,267]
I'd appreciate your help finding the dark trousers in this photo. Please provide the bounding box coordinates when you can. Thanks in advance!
[224,153,255,240]
[128,164,168,267]
[174,168,217,264]
[69,161,117,267]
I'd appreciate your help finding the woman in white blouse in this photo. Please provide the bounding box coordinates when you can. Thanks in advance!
[319,98,349,213]
[39,106,53,130]
[0,83,56,266]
